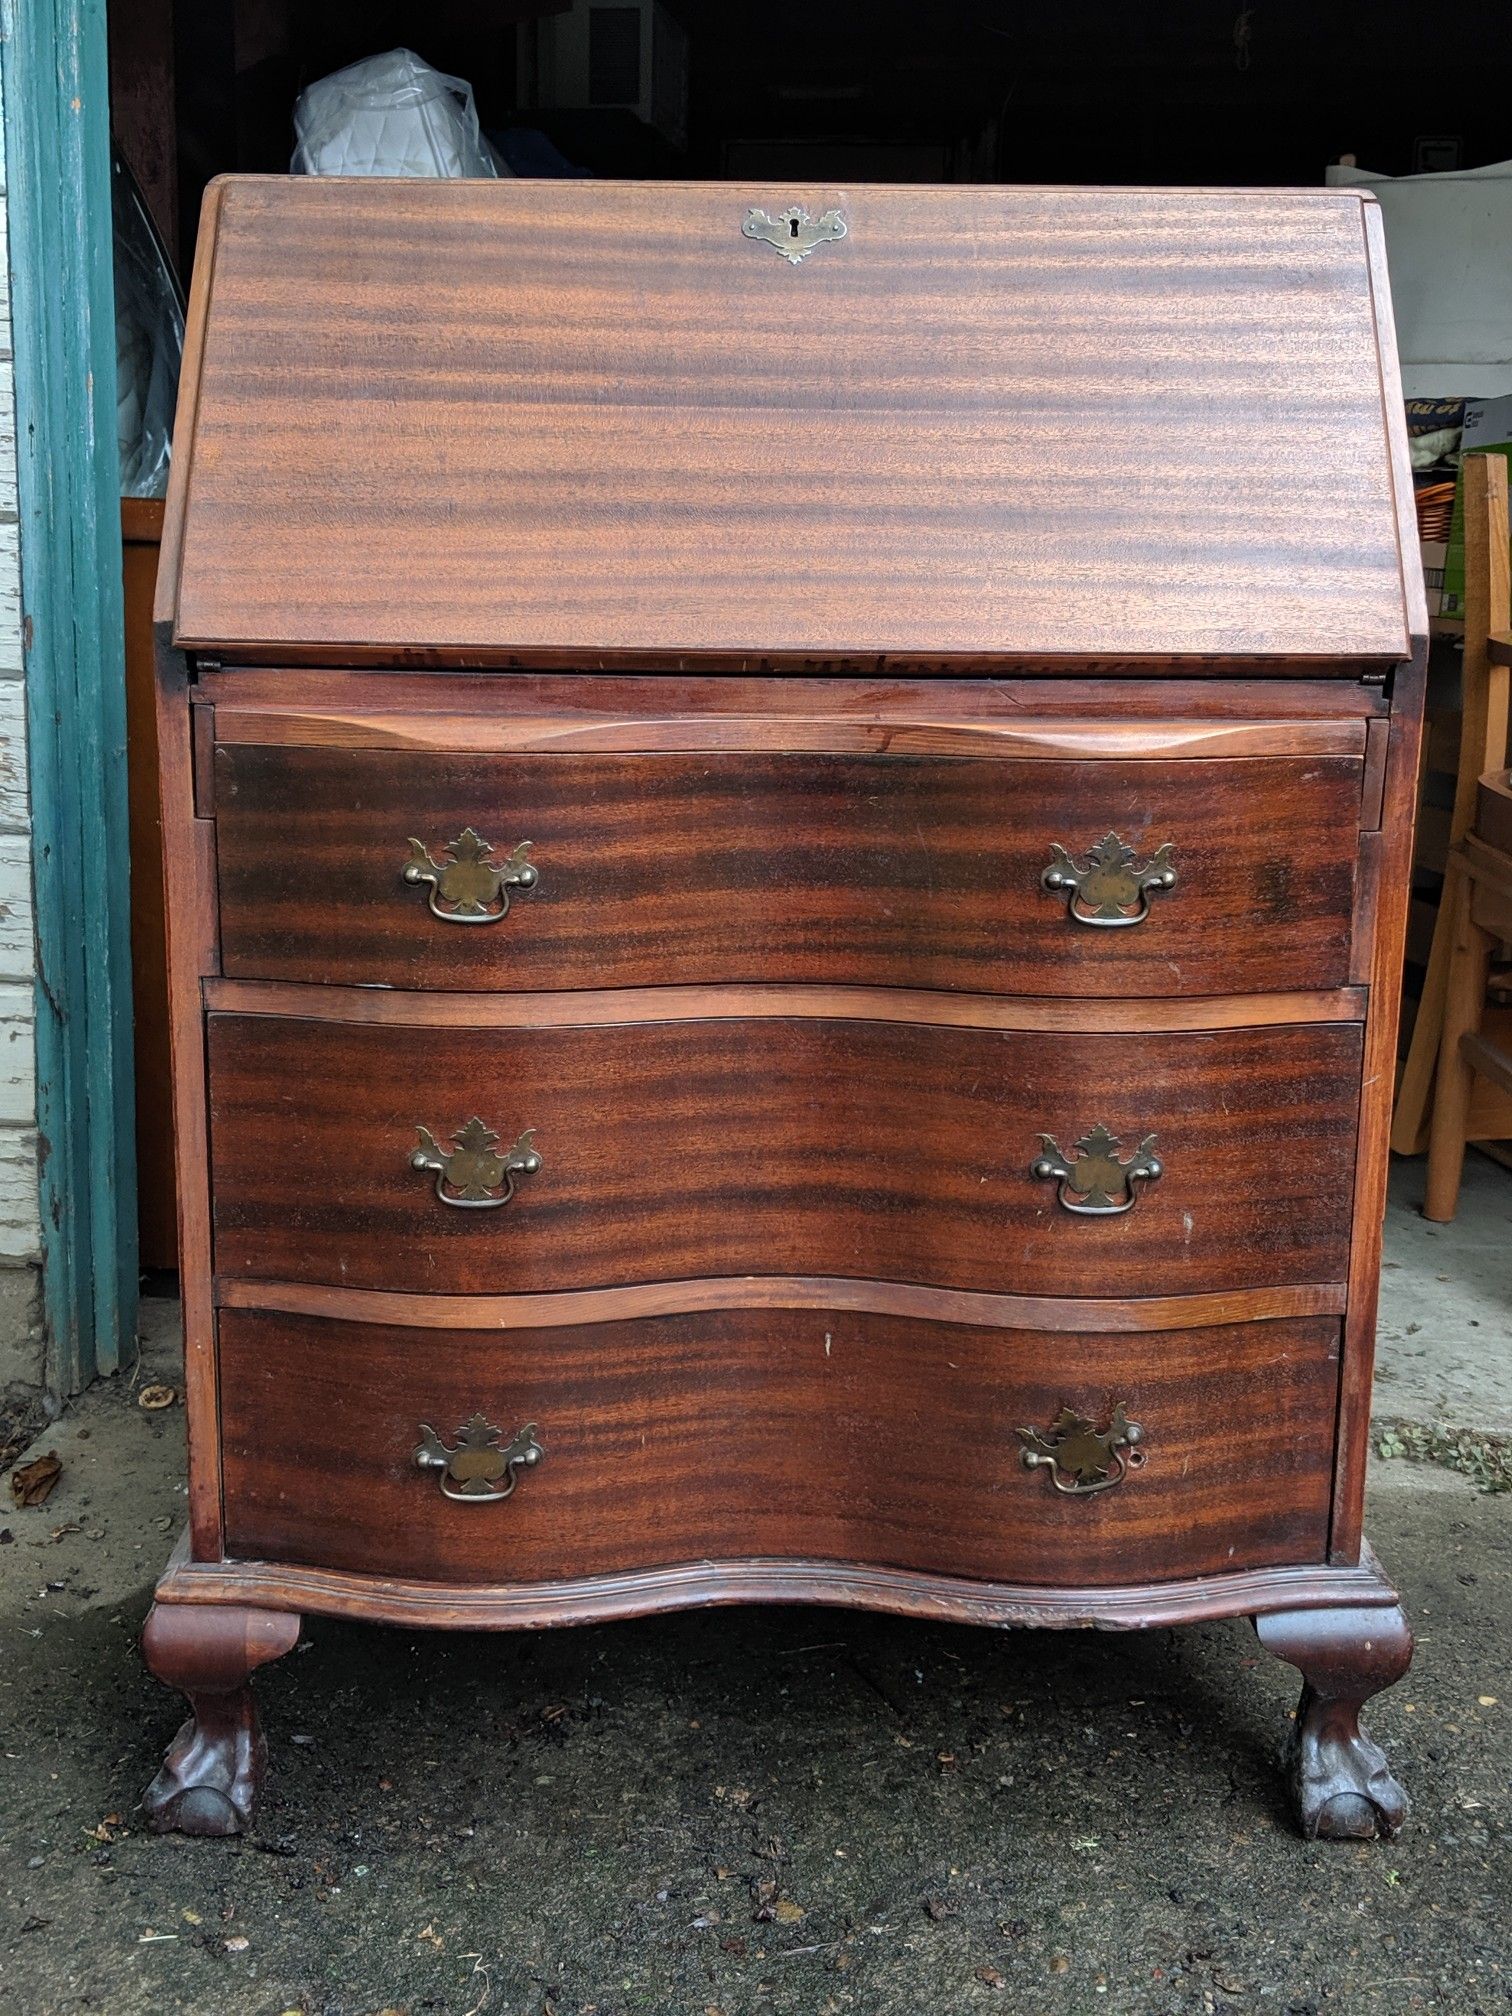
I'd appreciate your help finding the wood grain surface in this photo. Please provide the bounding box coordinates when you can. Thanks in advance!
[203,980,1369,1033]
[163,179,1411,665]
[210,714,1369,759]
[1318,194,1425,1565]
[155,637,225,1556]
[212,745,1363,996]
[122,502,176,1270]
[217,1308,1339,1587]
[207,1014,1363,1299]
[198,670,1390,723]
[1333,642,1429,1560]
[215,1273,1346,1332]
[154,1535,1398,1634]
[1477,769,1512,853]
[1361,201,1431,647]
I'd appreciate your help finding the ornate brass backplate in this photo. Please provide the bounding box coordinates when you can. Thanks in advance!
[411,1118,541,1209]
[1032,1124,1162,1215]
[403,828,538,923]
[1041,831,1176,927]
[742,205,847,263]
[415,1413,544,1504]
[1018,1402,1145,1496]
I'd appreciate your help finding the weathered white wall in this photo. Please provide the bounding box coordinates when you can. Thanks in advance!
[1327,160,1512,397]
[0,61,45,1387]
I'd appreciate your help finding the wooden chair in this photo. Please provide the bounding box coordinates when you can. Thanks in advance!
[1424,764,1512,1217]
[1392,453,1510,1155]
[1396,452,1512,1213]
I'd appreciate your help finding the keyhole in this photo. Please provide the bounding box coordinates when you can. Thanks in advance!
[790,216,800,238]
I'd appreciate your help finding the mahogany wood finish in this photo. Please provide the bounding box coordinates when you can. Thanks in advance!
[213,745,1363,997]
[208,711,1369,760]
[199,669,1391,725]
[146,178,1425,1842]
[217,1308,1338,1586]
[155,1533,1402,1636]
[122,499,177,1267]
[164,181,1412,666]
[207,1014,1363,1300]
[140,1601,300,1836]
[216,1276,1347,1333]
[153,182,231,1562]
[153,637,222,1557]
[202,980,1368,1033]
[1333,646,1427,1563]
[1254,1604,1413,1840]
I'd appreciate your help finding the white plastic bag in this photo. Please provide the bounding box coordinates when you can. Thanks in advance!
[291,48,505,179]
[113,147,184,499]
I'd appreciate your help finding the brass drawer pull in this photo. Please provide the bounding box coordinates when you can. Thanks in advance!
[403,827,538,923]
[415,1412,544,1503]
[1032,1124,1162,1216]
[1019,1403,1145,1496]
[1042,831,1176,928]
[411,1118,541,1209]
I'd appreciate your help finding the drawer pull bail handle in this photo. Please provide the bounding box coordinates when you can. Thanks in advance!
[1033,1124,1162,1216]
[403,828,538,923]
[1019,1403,1145,1496]
[411,1118,542,1209]
[415,1412,544,1504]
[1042,831,1176,927]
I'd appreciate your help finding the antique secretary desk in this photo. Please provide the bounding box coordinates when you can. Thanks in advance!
[143,177,1425,1842]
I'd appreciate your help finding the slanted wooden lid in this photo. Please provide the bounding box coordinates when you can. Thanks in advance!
[160,176,1421,668]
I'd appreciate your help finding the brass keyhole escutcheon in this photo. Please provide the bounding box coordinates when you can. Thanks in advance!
[742,204,847,264]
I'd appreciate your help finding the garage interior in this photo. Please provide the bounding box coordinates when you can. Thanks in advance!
[0,5,1507,2011]
[106,0,1512,1386]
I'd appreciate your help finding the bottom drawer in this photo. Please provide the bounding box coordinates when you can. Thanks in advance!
[218,1308,1339,1588]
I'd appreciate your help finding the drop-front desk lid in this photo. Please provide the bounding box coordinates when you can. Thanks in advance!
[160,176,1422,669]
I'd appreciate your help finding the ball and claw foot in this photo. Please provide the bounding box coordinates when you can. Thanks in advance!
[140,1601,301,1837]
[1254,1603,1413,1841]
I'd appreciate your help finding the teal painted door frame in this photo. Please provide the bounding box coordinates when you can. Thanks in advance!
[1,0,138,1388]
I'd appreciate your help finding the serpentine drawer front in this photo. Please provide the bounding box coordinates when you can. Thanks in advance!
[144,176,1426,1847]
[215,1308,1341,1588]
[206,1012,1364,1300]
[210,741,1365,997]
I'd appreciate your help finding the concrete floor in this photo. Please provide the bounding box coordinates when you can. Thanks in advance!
[1376,1153,1512,1435]
[0,1158,1508,2016]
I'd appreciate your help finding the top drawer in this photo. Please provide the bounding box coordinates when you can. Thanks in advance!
[211,737,1364,998]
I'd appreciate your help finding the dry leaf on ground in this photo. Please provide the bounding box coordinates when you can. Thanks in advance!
[10,1453,61,1508]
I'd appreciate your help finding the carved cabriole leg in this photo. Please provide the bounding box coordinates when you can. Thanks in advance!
[1254,1604,1413,1841]
[141,1602,301,1836]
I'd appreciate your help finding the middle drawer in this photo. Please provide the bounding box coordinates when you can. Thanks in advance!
[208,1013,1362,1298]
